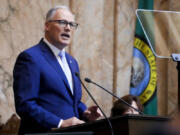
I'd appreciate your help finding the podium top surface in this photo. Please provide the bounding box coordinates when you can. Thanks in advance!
[51,115,169,134]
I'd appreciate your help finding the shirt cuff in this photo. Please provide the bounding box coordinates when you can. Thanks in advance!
[57,119,63,128]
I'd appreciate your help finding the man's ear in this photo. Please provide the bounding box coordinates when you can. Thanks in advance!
[45,22,49,31]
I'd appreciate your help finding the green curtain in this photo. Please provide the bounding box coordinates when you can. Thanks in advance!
[134,0,157,115]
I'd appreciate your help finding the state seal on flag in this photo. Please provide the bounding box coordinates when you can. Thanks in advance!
[130,37,157,104]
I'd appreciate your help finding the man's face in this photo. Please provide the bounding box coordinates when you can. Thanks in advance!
[45,9,75,50]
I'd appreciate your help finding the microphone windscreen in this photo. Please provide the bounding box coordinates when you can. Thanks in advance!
[85,78,92,83]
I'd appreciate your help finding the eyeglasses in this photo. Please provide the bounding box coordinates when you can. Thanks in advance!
[48,20,78,30]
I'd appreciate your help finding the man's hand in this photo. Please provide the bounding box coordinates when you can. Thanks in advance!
[83,106,103,122]
[61,117,85,128]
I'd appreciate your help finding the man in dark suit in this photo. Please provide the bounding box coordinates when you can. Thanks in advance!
[13,5,102,135]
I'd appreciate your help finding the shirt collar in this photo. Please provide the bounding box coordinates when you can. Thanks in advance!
[43,37,65,57]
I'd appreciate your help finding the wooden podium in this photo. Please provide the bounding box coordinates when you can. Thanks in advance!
[51,115,169,135]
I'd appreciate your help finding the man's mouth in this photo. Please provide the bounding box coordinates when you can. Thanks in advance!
[61,33,70,39]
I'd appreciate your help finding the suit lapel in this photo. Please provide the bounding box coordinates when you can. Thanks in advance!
[39,40,72,95]
[65,53,78,97]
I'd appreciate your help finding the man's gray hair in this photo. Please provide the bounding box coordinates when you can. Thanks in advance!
[45,5,74,21]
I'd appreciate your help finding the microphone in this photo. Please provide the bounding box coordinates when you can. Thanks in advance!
[84,77,144,115]
[75,72,114,135]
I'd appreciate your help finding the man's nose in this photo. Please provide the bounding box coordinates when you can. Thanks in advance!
[64,23,71,30]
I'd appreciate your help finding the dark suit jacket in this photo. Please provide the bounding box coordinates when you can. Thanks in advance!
[13,39,87,135]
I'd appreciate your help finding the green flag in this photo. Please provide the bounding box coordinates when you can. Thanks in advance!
[130,0,157,115]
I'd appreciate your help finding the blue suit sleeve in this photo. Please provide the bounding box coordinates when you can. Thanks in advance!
[78,101,87,116]
[13,52,60,129]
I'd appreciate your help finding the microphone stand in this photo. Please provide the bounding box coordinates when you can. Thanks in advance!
[85,78,144,115]
[172,54,180,111]
[75,72,114,135]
